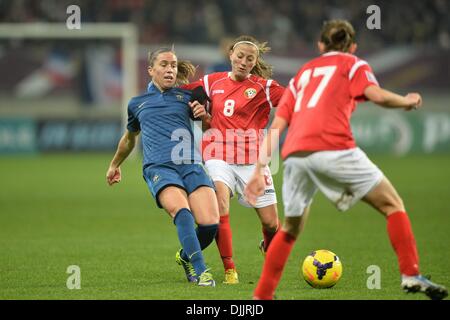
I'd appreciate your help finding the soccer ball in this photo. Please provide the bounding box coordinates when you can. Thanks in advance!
[301,249,343,289]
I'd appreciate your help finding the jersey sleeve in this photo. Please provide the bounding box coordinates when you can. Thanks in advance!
[181,79,203,91]
[275,78,296,123]
[181,75,212,111]
[349,60,379,101]
[127,100,140,132]
[267,79,285,108]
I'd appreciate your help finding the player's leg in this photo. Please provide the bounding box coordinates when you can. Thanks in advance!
[188,186,220,250]
[254,207,311,300]
[253,157,316,299]
[362,177,418,274]
[168,163,220,287]
[214,181,239,283]
[158,186,208,283]
[236,164,280,254]
[144,164,212,285]
[363,177,448,299]
[255,204,280,254]
[204,159,239,283]
[185,186,220,287]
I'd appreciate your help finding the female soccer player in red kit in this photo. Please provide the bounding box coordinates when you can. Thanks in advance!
[185,35,285,284]
[245,20,448,300]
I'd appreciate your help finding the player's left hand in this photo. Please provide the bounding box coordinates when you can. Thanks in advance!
[189,101,207,119]
[244,172,266,206]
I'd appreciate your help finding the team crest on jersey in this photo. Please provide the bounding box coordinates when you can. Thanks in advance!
[244,88,257,99]
[176,94,184,101]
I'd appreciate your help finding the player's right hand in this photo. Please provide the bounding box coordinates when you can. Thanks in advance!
[244,172,265,206]
[189,101,207,119]
[106,166,121,186]
[404,93,422,111]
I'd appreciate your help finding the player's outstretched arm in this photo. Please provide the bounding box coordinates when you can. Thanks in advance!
[245,116,288,206]
[364,85,422,111]
[106,130,140,186]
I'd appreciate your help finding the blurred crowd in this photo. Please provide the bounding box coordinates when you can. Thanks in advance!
[0,0,449,54]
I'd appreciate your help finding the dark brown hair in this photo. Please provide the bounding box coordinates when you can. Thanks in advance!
[229,35,273,79]
[147,47,196,86]
[320,20,355,53]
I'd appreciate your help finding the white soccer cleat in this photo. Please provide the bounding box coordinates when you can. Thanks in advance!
[401,275,448,300]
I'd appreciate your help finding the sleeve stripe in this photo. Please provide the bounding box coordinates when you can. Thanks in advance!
[289,78,296,98]
[202,75,211,112]
[349,60,368,80]
[203,74,210,96]
[265,79,273,108]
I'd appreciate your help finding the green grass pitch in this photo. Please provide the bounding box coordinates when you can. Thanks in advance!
[0,153,449,300]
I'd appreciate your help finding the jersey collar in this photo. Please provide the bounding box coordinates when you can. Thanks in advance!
[147,81,168,94]
[322,51,340,56]
[228,71,251,81]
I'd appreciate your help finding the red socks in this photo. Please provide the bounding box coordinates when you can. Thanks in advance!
[215,215,235,270]
[254,230,296,300]
[386,211,420,276]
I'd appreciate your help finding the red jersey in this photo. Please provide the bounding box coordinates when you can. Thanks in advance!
[277,51,379,159]
[187,72,284,164]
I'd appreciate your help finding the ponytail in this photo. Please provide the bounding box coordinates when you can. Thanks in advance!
[320,20,355,53]
[176,60,196,86]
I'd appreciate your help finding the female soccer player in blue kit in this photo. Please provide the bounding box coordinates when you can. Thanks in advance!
[106,48,219,287]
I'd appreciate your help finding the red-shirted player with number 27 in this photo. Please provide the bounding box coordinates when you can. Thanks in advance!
[245,20,447,300]
[184,35,285,284]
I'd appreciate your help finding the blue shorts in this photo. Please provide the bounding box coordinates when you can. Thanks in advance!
[143,162,215,208]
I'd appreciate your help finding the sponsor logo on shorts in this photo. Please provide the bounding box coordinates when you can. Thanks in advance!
[152,175,160,183]
[264,189,275,194]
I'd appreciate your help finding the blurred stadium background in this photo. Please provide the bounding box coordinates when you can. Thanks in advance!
[0,0,449,155]
[0,0,449,300]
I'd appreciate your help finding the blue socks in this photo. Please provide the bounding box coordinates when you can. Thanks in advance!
[181,223,219,261]
[197,224,219,250]
[174,208,206,276]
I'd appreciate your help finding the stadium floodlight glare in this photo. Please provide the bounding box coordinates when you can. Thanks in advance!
[0,23,138,131]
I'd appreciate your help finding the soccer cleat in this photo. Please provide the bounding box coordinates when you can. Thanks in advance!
[401,275,448,300]
[175,249,198,283]
[258,240,266,257]
[223,268,239,284]
[197,269,216,287]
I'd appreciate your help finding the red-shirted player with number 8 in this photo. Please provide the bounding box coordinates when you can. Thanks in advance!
[185,35,285,284]
[245,20,448,300]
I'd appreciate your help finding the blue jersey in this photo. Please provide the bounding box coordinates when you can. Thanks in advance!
[127,82,201,167]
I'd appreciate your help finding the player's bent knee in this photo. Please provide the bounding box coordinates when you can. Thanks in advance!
[198,217,219,225]
[166,205,189,218]
[196,208,220,225]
